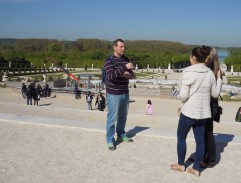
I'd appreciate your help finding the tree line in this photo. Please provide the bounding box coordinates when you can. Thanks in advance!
[0,38,240,71]
[225,48,241,71]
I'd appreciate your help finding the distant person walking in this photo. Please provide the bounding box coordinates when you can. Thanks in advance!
[146,100,153,115]
[74,85,81,99]
[95,92,106,111]
[86,91,93,110]
[171,46,222,177]
[26,83,34,105]
[104,39,134,150]
[36,84,43,97]
[21,83,27,98]
[33,87,39,106]
[43,83,49,98]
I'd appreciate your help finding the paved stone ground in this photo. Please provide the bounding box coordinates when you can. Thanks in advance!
[0,87,241,183]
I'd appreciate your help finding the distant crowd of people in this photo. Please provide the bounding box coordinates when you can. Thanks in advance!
[21,82,51,105]
[70,83,106,111]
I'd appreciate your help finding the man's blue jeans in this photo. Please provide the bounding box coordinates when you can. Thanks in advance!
[106,93,129,143]
[177,113,207,171]
[27,97,32,105]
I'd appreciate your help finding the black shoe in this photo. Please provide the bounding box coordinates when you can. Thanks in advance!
[188,157,195,162]
[200,162,208,168]
[200,161,215,168]
[207,162,215,168]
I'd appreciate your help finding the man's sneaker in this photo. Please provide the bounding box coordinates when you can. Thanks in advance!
[117,135,133,142]
[107,142,115,150]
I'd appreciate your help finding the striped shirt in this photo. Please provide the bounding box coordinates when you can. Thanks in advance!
[104,54,134,95]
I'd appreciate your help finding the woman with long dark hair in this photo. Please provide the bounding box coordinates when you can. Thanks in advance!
[171,46,222,177]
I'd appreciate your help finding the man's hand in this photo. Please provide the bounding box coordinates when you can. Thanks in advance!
[123,71,131,79]
[126,62,134,69]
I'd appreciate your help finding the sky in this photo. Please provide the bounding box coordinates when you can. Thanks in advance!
[0,0,241,47]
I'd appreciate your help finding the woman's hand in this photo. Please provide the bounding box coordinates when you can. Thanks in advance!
[217,68,222,79]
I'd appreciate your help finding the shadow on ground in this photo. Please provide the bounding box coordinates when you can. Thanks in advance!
[127,126,150,138]
[184,133,234,172]
[215,133,234,165]
[38,103,52,106]
[115,126,150,147]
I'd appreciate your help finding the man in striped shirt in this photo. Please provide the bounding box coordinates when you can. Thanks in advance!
[104,39,134,150]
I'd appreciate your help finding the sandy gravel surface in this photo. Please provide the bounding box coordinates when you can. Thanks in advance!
[0,87,241,183]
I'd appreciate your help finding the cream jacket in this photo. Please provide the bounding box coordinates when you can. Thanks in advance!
[177,63,222,119]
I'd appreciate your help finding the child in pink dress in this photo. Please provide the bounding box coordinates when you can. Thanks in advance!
[146,100,153,115]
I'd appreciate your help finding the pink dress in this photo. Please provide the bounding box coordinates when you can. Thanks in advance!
[146,104,153,115]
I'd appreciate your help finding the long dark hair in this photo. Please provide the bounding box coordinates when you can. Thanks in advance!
[191,46,210,63]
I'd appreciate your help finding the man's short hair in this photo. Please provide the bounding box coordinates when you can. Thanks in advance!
[113,39,124,46]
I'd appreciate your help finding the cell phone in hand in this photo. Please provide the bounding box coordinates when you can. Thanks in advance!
[172,89,179,96]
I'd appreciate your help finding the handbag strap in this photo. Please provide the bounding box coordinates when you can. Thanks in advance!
[219,94,223,101]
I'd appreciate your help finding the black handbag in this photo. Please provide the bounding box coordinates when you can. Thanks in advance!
[235,107,241,122]
[211,96,223,123]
